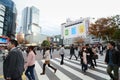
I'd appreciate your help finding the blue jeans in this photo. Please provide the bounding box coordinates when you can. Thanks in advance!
[82,63,88,72]
[25,64,35,80]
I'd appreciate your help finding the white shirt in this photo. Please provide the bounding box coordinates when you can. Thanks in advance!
[59,47,65,55]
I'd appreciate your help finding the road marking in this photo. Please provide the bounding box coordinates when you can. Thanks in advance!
[51,59,95,80]
[35,61,49,80]
[41,60,72,80]
[64,58,110,80]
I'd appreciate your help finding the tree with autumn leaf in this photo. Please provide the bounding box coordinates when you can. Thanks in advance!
[111,15,120,42]
[89,17,116,41]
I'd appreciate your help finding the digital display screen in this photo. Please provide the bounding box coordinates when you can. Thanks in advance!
[0,38,8,43]
[63,22,87,39]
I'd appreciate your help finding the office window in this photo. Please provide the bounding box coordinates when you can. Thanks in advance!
[0,22,3,27]
[0,28,3,35]
[0,10,5,16]
[0,16,4,22]
[0,4,5,11]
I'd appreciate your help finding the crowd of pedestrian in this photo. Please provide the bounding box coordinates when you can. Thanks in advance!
[0,39,120,80]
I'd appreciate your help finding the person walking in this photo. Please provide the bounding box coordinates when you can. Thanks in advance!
[86,44,95,69]
[69,44,77,60]
[40,47,57,75]
[77,45,82,59]
[81,47,88,72]
[99,44,103,55]
[105,41,120,80]
[50,44,53,59]
[92,45,98,66]
[24,46,36,80]
[59,45,65,65]
[3,39,24,80]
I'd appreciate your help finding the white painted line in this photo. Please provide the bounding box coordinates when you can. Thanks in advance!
[63,58,110,80]
[65,57,107,71]
[65,57,107,67]
[41,60,72,80]
[35,61,49,80]
[96,63,107,67]
[51,59,95,80]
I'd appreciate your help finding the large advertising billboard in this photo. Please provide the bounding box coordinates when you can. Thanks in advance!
[63,19,89,39]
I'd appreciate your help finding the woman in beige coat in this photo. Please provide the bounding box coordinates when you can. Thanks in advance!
[40,47,57,75]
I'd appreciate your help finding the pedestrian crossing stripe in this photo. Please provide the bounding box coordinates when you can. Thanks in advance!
[51,59,95,80]
[41,60,72,80]
[56,58,110,80]
[65,57,107,69]
[34,57,112,80]
[32,57,119,80]
[35,61,49,80]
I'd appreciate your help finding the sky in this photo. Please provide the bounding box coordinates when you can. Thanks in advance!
[13,0,120,35]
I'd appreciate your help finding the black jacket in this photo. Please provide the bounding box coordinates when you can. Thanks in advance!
[105,48,120,66]
[3,48,24,79]
[70,46,75,54]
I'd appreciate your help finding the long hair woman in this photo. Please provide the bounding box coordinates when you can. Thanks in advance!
[81,46,88,72]
[24,46,36,80]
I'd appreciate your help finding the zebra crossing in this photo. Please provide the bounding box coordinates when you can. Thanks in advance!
[33,57,112,80]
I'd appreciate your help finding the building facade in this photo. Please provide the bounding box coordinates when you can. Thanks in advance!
[22,6,42,44]
[50,35,63,46]
[61,18,100,45]
[22,6,41,35]
[61,18,89,45]
[0,0,17,39]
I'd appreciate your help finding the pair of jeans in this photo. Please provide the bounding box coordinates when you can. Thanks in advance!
[60,54,64,65]
[25,64,35,80]
[107,65,119,80]
[82,63,88,72]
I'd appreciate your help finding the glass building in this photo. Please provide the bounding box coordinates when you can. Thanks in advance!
[0,0,17,39]
[22,6,41,35]
[22,6,41,44]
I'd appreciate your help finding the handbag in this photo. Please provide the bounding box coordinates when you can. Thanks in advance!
[92,54,98,59]
[45,60,50,64]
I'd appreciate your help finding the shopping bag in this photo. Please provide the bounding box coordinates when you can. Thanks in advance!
[22,72,26,80]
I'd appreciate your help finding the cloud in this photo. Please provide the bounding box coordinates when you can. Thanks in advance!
[13,0,120,36]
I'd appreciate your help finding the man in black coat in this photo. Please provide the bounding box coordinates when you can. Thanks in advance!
[105,41,120,80]
[69,44,77,60]
[85,44,95,68]
[3,39,24,80]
